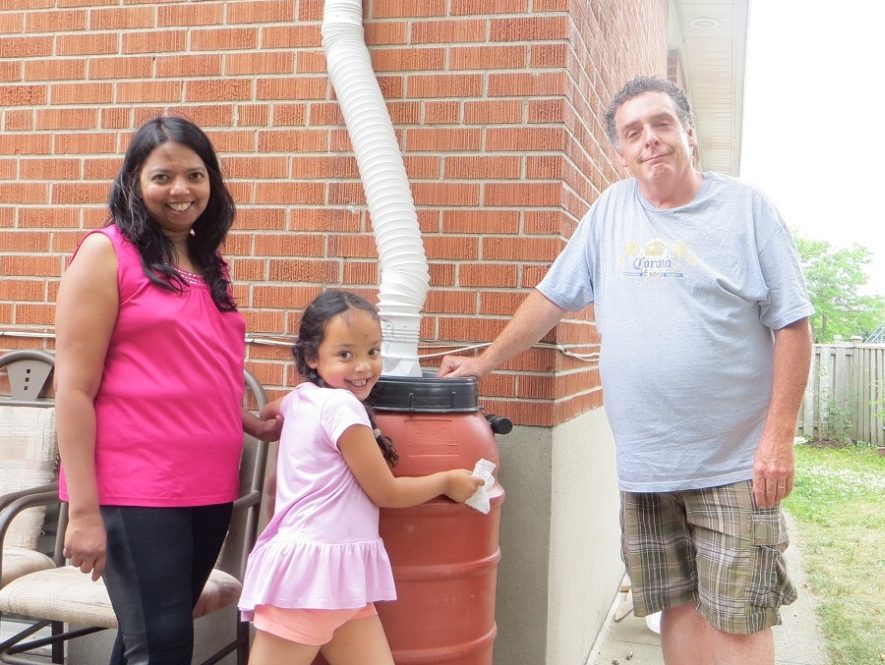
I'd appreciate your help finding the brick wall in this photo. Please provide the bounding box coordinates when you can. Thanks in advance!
[0,0,669,426]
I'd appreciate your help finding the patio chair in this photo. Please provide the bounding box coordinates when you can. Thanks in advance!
[0,350,58,590]
[0,368,271,665]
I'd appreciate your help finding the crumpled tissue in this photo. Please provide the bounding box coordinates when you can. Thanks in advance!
[465,458,496,514]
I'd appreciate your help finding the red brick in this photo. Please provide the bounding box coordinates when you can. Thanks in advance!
[451,45,527,70]
[257,77,327,101]
[296,51,326,74]
[488,71,565,96]
[226,52,295,76]
[372,0,446,18]
[405,128,481,152]
[156,55,222,78]
[227,0,294,24]
[0,36,53,58]
[252,285,325,309]
[423,101,460,124]
[407,74,482,98]
[291,156,359,179]
[524,210,565,235]
[20,159,82,181]
[56,33,118,56]
[483,236,561,261]
[343,261,378,285]
[484,182,561,207]
[268,259,340,283]
[89,7,153,30]
[423,236,479,260]
[158,2,224,26]
[1,255,60,277]
[531,43,568,68]
[0,135,52,156]
[0,279,44,301]
[464,100,523,124]
[442,210,520,235]
[371,48,445,72]
[412,183,480,206]
[0,183,48,204]
[186,79,250,103]
[0,13,24,34]
[14,303,55,326]
[364,22,408,46]
[526,155,563,179]
[289,208,361,233]
[403,156,440,179]
[327,182,365,207]
[263,25,321,48]
[18,208,80,229]
[459,264,517,288]
[223,156,288,180]
[451,0,528,13]
[237,104,270,126]
[25,59,86,81]
[255,182,325,205]
[411,19,485,44]
[234,208,287,231]
[0,231,50,252]
[52,183,108,205]
[0,85,45,106]
[191,28,258,51]
[242,309,287,334]
[4,111,32,131]
[51,83,113,105]
[167,104,233,128]
[490,15,568,40]
[486,126,565,151]
[528,98,565,123]
[254,233,325,257]
[0,62,21,82]
[328,235,378,259]
[444,156,520,180]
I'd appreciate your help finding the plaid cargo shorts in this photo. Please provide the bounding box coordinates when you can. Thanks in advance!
[619,479,797,634]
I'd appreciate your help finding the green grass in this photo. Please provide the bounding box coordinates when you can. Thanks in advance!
[784,442,885,665]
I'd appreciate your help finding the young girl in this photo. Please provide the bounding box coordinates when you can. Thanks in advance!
[238,290,483,665]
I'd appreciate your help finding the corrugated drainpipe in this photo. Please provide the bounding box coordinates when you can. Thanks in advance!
[322,0,430,377]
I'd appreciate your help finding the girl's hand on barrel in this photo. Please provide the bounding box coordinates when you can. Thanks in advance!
[444,469,485,503]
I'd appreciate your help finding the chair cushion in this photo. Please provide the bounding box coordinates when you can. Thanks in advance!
[0,565,242,628]
[1,547,55,586]
[0,405,57,549]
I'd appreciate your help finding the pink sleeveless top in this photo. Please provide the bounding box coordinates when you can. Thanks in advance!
[59,226,246,507]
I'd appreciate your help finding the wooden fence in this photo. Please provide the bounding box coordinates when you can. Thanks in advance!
[798,342,885,446]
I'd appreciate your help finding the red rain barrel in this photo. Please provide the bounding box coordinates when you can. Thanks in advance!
[313,374,507,665]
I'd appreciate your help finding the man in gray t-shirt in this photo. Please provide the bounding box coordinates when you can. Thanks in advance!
[439,76,812,665]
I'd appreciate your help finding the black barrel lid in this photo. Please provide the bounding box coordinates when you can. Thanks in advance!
[369,372,479,413]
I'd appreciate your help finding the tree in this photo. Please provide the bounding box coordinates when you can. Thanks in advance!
[794,234,885,343]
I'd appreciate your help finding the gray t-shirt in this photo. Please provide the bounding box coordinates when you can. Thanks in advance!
[537,172,814,492]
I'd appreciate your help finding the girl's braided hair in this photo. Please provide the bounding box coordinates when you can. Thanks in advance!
[293,290,398,465]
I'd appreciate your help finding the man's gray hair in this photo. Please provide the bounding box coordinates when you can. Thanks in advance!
[603,76,695,146]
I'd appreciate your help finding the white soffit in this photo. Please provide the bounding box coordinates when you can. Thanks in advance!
[670,0,749,175]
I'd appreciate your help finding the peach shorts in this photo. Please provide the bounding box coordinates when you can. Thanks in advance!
[253,603,378,646]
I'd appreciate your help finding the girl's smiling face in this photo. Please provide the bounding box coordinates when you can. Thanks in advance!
[309,308,383,401]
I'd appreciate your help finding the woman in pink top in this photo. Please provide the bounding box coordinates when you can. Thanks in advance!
[238,290,483,665]
[54,116,281,665]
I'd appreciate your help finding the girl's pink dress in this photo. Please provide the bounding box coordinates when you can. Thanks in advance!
[239,383,396,618]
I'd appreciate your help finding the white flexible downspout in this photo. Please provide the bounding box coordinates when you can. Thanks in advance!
[322,0,429,377]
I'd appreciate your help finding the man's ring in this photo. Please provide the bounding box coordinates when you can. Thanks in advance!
[777,483,786,489]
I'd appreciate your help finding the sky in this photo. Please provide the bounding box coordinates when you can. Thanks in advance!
[739,1,885,296]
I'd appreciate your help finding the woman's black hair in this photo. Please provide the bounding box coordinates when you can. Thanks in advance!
[108,115,237,311]
[294,289,398,465]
